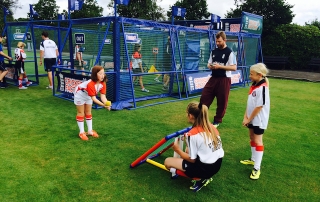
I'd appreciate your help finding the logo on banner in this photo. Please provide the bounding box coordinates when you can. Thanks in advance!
[211,14,221,23]
[74,33,85,44]
[29,4,39,17]
[3,7,10,15]
[69,0,84,11]
[172,6,186,17]
[125,33,141,44]
[56,72,89,99]
[116,0,130,5]
[186,70,243,94]
[231,70,243,85]
[186,72,211,93]
[13,30,31,41]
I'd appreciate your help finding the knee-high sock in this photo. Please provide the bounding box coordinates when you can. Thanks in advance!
[250,141,257,161]
[254,145,264,170]
[86,115,92,133]
[76,116,84,133]
[18,78,23,87]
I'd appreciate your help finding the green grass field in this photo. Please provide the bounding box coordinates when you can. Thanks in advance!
[0,77,319,201]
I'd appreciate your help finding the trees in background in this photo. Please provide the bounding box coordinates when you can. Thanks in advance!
[0,0,20,33]
[263,24,320,69]
[166,0,210,20]
[225,0,320,70]
[305,18,320,30]
[32,0,59,21]
[32,0,102,20]
[107,0,166,21]
[69,0,103,19]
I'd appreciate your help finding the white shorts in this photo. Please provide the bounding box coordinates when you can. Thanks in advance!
[74,90,93,105]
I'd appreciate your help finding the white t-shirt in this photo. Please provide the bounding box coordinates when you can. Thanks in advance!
[185,126,224,164]
[246,80,270,129]
[40,39,58,59]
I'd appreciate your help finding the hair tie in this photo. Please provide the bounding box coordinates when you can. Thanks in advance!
[198,102,202,110]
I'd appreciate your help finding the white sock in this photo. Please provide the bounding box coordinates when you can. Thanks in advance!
[254,145,264,170]
[169,168,176,175]
[76,116,85,133]
[250,141,257,162]
[86,115,93,133]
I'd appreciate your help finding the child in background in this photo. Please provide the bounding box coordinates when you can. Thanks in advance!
[73,65,111,141]
[164,101,224,192]
[240,63,270,180]
[162,36,172,90]
[0,35,12,88]
[14,42,32,89]
[132,44,149,92]
[74,44,85,75]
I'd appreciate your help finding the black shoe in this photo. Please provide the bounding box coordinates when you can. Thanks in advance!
[213,122,220,128]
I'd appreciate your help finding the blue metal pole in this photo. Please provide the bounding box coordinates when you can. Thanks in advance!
[68,0,71,20]
[113,2,121,102]
[2,8,7,36]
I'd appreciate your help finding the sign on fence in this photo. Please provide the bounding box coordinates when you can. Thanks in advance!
[13,32,31,41]
[56,71,89,99]
[240,11,263,34]
[74,33,85,44]
[186,70,244,94]
[124,33,141,44]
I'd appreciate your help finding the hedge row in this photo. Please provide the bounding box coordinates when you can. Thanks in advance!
[262,24,320,70]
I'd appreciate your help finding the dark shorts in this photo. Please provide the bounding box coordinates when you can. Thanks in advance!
[0,61,7,71]
[132,68,142,74]
[44,58,57,72]
[247,124,265,135]
[15,61,25,74]
[162,62,172,72]
[182,157,223,179]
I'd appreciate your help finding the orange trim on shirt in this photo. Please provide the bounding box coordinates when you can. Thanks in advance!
[87,81,107,97]
[132,51,142,59]
[186,125,220,136]
[249,83,267,95]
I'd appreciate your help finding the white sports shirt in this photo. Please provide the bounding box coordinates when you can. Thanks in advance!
[40,39,58,59]
[186,126,224,164]
[246,79,270,129]
[14,48,27,61]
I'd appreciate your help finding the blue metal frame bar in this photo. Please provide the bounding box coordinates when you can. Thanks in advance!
[94,21,111,66]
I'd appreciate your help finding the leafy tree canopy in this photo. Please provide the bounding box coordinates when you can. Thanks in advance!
[70,0,103,19]
[0,0,20,33]
[107,0,166,21]
[167,0,210,20]
[305,18,320,30]
[31,0,59,21]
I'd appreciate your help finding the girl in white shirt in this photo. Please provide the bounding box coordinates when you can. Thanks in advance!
[164,101,224,192]
[240,63,270,180]
[73,66,111,141]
